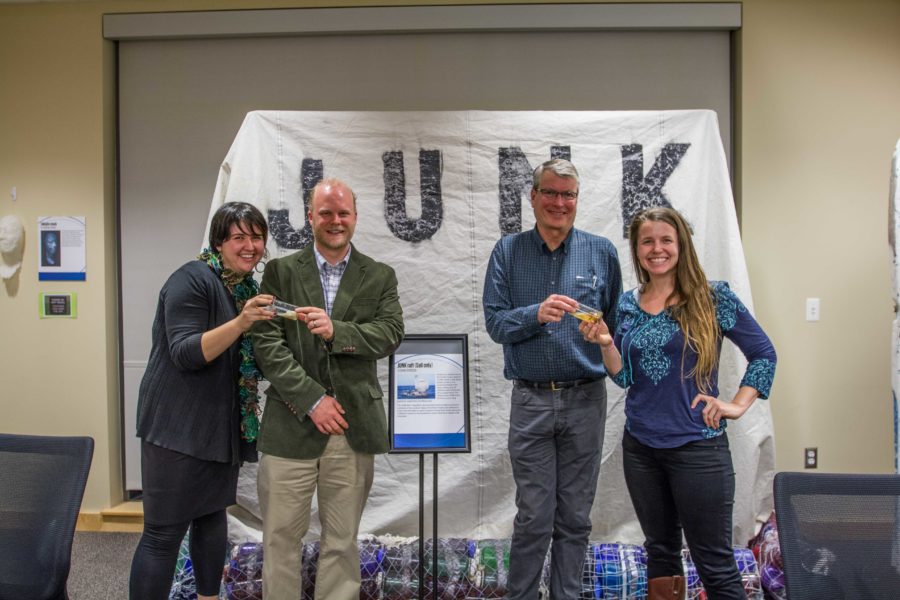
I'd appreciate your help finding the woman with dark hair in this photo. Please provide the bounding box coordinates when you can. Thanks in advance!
[580,207,776,600]
[130,202,274,599]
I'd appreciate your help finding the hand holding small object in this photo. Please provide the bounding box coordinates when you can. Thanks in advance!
[579,318,613,348]
[538,294,578,324]
[297,307,334,341]
[237,294,275,330]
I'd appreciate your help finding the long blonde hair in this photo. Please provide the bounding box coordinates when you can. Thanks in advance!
[628,207,719,392]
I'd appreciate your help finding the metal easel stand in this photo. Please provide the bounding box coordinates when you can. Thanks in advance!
[417,452,439,600]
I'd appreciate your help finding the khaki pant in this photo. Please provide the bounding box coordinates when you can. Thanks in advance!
[258,435,374,599]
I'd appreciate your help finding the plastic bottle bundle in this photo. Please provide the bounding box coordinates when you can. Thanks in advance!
[168,534,198,600]
[171,535,767,599]
[299,541,319,600]
[681,551,704,600]
[381,540,419,600]
[470,538,511,598]
[358,538,385,600]
[538,547,552,598]
[420,538,471,599]
[224,542,264,600]
[167,531,238,599]
[681,547,764,600]
[581,543,600,598]
[733,547,764,599]
[748,512,785,600]
[221,539,382,600]
[588,542,648,599]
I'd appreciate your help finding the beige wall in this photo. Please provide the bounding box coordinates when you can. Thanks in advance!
[0,0,897,514]
[738,0,899,474]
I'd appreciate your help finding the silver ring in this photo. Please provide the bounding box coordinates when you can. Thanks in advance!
[312,320,318,327]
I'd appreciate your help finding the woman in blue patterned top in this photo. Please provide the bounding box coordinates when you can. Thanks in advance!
[581,207,776,600]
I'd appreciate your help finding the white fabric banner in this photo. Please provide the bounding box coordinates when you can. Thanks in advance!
[208,110,775,545]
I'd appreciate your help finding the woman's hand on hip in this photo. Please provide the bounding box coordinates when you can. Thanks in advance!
[691,394,751,429]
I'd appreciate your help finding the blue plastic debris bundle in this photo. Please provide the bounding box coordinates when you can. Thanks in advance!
[170,535,764,599]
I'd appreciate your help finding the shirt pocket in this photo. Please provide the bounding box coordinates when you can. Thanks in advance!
[572,271,599,304]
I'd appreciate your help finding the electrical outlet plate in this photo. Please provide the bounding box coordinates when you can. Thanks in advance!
[804,447,818,469]
[806,298,820,321]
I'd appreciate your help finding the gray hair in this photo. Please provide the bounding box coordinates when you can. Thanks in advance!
[532,159,580,189]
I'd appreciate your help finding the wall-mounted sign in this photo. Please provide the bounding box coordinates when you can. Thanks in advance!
[38,216,86,281]
[389,334,470,453]
[39,292,77,318]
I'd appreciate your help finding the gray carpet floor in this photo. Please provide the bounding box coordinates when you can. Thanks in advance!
[68,531,140,599]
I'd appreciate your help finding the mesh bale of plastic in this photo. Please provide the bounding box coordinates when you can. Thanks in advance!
[224,542,263,600]
[169,532,232,599]
[734,547,764,599]
[748,512,786,600]
[299,541,319,600]
[586,542,648,599]
[470,538,511,598]
[381,539,419,599]
[359,538,385,599]
[170,535,765,600]
[168,534,198,600]
[681,547,764,600]
[424,538,471,599]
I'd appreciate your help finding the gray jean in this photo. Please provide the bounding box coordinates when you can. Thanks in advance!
[507,379,607,599]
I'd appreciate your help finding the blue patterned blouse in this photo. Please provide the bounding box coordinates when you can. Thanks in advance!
[610,281,776,448]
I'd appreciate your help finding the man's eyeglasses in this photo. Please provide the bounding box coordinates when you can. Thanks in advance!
[537,188,578,201]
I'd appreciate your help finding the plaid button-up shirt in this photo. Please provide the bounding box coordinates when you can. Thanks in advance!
[314,246,350,316]
[482,227,622,382]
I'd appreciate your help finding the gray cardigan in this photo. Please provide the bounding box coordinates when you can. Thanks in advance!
[136,260,250,464]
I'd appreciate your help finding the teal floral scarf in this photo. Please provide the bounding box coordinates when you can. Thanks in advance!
[199,249,262,445]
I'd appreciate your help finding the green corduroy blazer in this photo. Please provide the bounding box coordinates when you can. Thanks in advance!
[252,244,404,459]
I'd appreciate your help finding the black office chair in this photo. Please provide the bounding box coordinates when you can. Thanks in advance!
[773,471,900,600]
[0,433,94,600]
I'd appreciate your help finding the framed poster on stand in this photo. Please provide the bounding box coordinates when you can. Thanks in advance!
[388,333,471,454]
[388,333,471,598]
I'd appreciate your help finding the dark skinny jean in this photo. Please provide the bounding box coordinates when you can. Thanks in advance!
[622,430,746,600]
[128,509,227,599]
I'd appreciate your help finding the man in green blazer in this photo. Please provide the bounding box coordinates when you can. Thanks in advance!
[252,178,404,599]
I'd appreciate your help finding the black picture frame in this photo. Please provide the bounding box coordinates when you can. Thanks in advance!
[388,333,471,454]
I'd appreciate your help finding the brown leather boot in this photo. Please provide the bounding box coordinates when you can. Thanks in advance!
[648,575,686,600]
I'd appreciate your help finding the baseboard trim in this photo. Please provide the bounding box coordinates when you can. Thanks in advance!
[77,501,144,533]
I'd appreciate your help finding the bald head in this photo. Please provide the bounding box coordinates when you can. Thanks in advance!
[307,178,358,263]
[309,178,357,213]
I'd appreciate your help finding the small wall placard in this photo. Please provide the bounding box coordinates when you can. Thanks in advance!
[39,293,77,318]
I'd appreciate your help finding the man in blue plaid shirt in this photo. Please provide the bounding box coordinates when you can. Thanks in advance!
[483,159,622,599]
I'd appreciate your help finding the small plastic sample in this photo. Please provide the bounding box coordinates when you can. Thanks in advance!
[570,302,603,323]
[267,299,300,320]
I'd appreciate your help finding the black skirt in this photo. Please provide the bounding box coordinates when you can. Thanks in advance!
[141,440,239,526]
